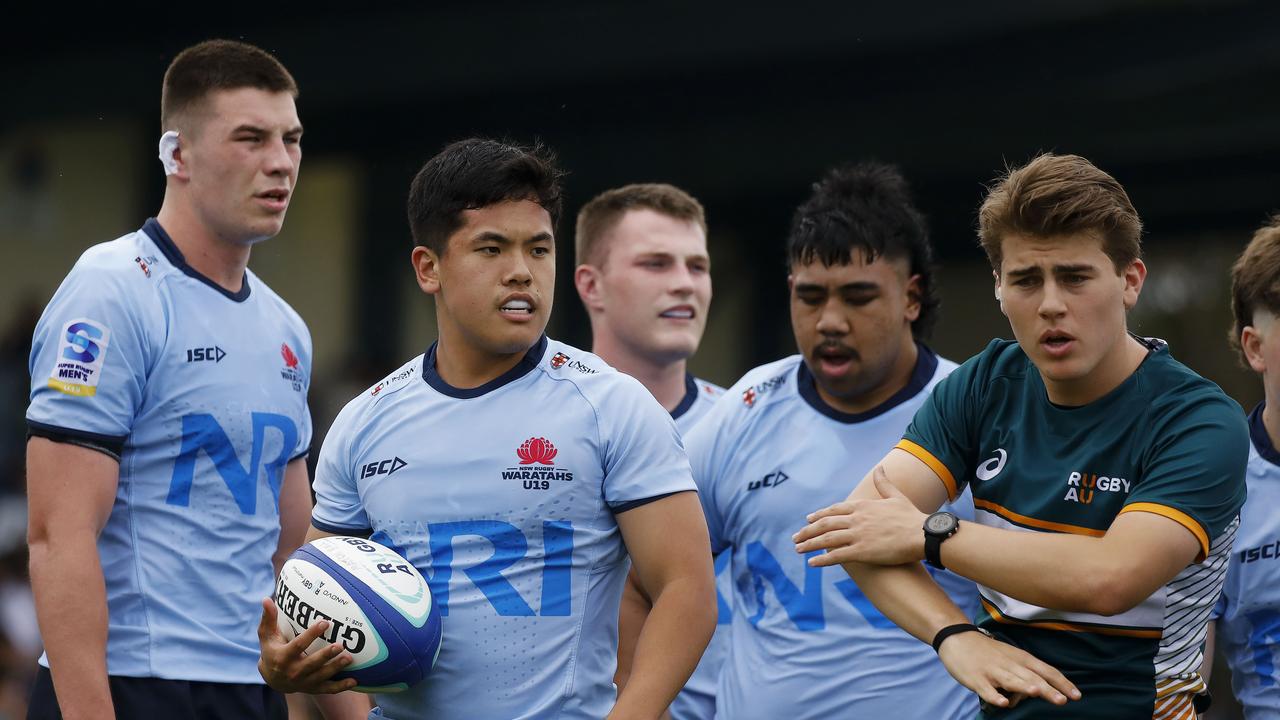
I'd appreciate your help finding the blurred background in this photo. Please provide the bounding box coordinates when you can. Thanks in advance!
[3,2,1278,717]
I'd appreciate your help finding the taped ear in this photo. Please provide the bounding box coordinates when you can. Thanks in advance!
[158,131,181,175]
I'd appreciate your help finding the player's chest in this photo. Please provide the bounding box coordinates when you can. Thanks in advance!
[967,416,1143,532]
[354,409,604,516]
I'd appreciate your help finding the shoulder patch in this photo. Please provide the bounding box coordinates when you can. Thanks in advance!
[547,351,598,376]
[370,363,418,398]
[48,318,112,397]
[133,254,160,279]
[742,371,788,408]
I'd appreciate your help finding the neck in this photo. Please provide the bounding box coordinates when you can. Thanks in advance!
[1263,389,1280,451]
[433,332,534,390]
[816,337,918,415]
[591,330,690,413]
[1042,333,1148,406]
[156,194,252,292]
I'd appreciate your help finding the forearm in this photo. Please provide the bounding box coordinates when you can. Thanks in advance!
[29,537,114,720]
[614,569,652,691]
[942,521,1123,614]
[842,560,971,643]
[611,574,715,719]
[313,691,374,719]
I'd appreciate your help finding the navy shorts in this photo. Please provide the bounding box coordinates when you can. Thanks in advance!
[28,666,287,720]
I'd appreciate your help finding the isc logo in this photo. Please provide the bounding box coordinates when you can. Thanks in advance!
[186,346,226,363]
[361,457,407,479]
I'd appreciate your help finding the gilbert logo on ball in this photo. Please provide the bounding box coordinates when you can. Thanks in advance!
[275,536,443,693]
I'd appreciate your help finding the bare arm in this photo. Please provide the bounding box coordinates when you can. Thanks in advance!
[793,449,1079,710]
[610,492,716,720]
[799,451,1202,616]
[259,525,372,719]
[26,437,119,720]
[273,459,313,577]
[614,567,652,691]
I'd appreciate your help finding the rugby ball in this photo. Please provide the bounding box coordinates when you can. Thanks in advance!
[274,536,442,693]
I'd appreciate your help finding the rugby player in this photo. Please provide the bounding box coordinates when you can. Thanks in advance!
[795,153,1248,718]
[257,139,716,719]
[684,163,979,718]
[26,40,314,719]
[572,183,725,719]
[1205,216,1280,718]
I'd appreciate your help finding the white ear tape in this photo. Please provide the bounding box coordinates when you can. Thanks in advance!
[158,131,180,175]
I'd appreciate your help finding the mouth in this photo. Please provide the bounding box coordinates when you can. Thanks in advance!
[813,343,858,375]
[499,294,537,320]
[1039,329,1076,357]
[658,305,696,321]
[254,188,290,212]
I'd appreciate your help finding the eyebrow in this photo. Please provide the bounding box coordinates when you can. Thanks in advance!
[472,231,554,245]
[794,281,880,293]
[1006,263,1097,279]
[230,123,305,136]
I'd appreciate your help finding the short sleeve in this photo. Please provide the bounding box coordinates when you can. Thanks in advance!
[292,330,315,462]
[598,377,696,513]
[683,393,739,555]
[898,351,985,501]
[1120,396,1248,562]
[311,401,371,534]
[27,260,156,448]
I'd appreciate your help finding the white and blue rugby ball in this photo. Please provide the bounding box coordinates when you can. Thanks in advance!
[274,536,442,693]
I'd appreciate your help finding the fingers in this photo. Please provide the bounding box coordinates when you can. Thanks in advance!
[803,502,850,524]
[872,466,903,499]
[970,678,1011,709]
[292,641,355,686]
[257,598,278,643]
[1020,654,1082,701]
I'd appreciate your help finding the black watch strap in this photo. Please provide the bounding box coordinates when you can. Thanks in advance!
[924,532,946,569]
[931,623,983,653]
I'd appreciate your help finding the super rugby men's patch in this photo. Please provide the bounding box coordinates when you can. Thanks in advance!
[48,318,111,396]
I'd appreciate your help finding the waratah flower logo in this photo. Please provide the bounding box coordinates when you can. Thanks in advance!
[281,343,300,369]
[517,437,558,465]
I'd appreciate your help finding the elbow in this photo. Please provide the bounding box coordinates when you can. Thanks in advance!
[1076,569,1147,617]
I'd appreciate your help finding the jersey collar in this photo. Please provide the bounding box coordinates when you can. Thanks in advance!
[422,335,548,399]
[797,342,939,424]
[669,373,700,421]
[1249,401,1280,467]
[142,218,251,302]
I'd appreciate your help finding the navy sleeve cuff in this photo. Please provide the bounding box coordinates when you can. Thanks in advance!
[610,490,692,514]
[27,420,126,461]
[310,518,372,537]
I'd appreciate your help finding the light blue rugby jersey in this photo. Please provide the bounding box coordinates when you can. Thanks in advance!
[1215,402,1280,719]
[670,374,727,720]
[684,346,980,720]
[312,337,696,720]
[26,218,312,683]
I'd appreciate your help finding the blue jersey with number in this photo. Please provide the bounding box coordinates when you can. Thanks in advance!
[684,348,979,720]
[670,374,727,720]
[312,337,696,720]
[1215,402,1280,719]
[26,219,312,682]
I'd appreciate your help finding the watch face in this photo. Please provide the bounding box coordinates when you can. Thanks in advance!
[925,513,956,534]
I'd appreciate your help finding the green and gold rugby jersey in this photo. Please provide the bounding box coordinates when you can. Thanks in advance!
[899,338,1247,720]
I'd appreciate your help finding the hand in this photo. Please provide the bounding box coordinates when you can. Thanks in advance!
[256,598,359,694]
[937,630,1081,710]
[792,468,928,567]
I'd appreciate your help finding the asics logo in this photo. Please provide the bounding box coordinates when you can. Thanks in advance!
[975,448,1007,481]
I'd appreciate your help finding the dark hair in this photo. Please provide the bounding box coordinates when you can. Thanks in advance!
[161,39,297,129]
[407,138,565,253]
[978,153,1142,273]
[786,162,940,338]
[575,183,706,266]
[1229,214,1280,365]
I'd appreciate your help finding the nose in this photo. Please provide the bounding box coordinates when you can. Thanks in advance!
[262,135,296,178]
[504,252,534,286]
[1038,279,1067,319]
[669,264,695,297]
[815,298,849,336]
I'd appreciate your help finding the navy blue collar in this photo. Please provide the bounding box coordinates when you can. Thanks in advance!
[142,218,251,302]
[669,373,699,421]
[422,335,548,399]
[1249,401,1280,467]
[798,342,939,424]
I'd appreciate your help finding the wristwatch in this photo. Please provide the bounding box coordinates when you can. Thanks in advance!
[923,511,960,569]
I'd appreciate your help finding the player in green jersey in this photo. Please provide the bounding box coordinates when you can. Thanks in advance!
[792,153,1247,719]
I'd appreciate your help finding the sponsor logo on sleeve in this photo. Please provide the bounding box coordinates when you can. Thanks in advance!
[48,318,111,396]
[280,342,304,392]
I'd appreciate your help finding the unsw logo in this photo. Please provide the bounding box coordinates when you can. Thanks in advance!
[360,457,407,479]
[748,470,788,492]
[371,365,416,397]
[134,255,159,278]
[743,372,788,408]
[280,342,304,392]
[503,437,573,490]
[548,352,596,375]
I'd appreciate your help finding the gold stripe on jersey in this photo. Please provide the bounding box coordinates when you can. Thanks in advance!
[893,440,957,500]
[981,598,1162,638]
[973,498,1106,537]
[1152,675,1205,720]
[1118,502,1210,562]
